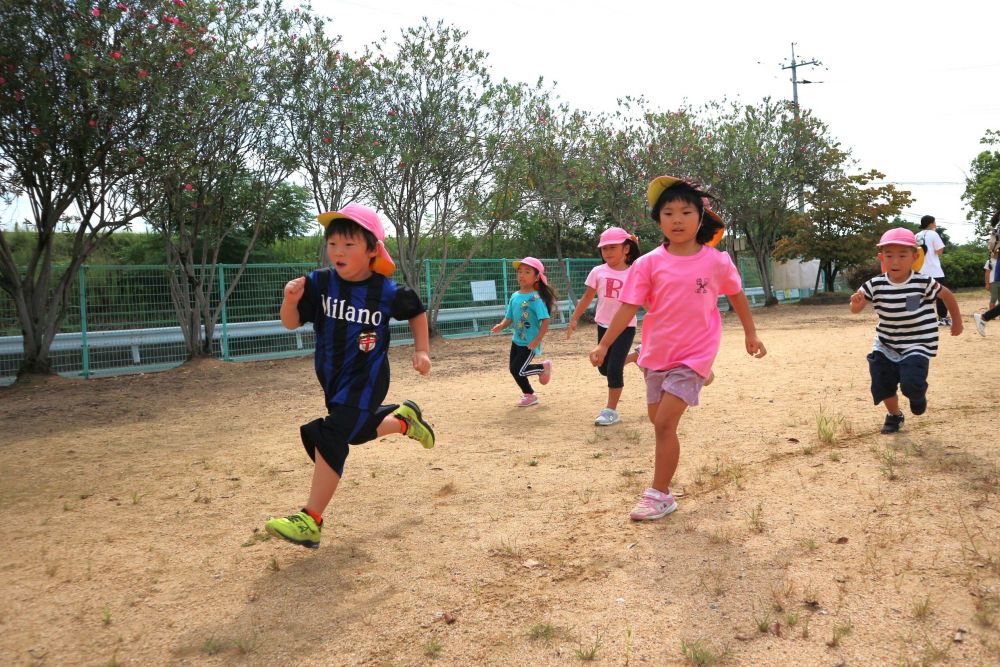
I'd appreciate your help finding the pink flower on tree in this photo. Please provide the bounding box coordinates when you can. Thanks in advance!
[92,7,100,17]
[185,183,193,190]
[174,0,187,6]
[137,155,146,163]
[186,47,194,55]
[116,2,128,11]
[175,61,182,68]
[88,119,97,127]
[0,76,4,86]
[138,69,148,79]
[111,51,122,60]
[372,140,380,146]
[14,90,23,101]
[31,127,40,136]
[63,53,72,61]
[322,136,331,144]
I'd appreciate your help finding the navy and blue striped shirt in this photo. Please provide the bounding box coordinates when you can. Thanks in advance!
[861,271,941,358]
[298,268,425,412]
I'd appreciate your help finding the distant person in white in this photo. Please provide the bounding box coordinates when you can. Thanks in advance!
[914,215,949,326]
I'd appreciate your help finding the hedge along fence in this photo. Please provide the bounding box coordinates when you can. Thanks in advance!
[0,255,783,384]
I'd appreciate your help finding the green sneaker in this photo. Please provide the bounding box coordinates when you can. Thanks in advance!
[265,510,321,548]
[395,399,435,449]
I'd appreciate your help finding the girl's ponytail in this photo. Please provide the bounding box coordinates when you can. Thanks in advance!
[537,280,558,317]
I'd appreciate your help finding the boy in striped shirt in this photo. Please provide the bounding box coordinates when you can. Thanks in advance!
[850,228,963,434]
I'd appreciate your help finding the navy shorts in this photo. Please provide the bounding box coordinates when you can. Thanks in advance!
[300,403,398,476]
[866,351,929,405]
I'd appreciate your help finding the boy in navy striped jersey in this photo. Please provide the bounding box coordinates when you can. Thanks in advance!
[850,228,962,433]
[265,203,435,548]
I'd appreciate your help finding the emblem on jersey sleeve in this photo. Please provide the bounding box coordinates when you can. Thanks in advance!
[358,331,377,353]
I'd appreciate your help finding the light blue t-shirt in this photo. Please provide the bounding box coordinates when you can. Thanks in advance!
[505,290,550,354]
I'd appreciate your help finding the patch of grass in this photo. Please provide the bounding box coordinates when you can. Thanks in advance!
[130,491,145,505]
[753,607,772,633]
[102,606,112,626]
[816,406,845,445]
[680,638,729,666]
[784,610,800,627]
[201,635,226,656]
[826,619,852,647]
[492,536,523,559]
[708,528,733,545]
[527,458,539,467]
[241,530,271,547]
[574,631,603,661]
[800,538,818,552]
[912,595,932,621]
[528,623,555,641]
[267,557,280,572]
[592,451,605,459]
[424,637,443,658]
[745,502,765,534]
[828,450,841,462]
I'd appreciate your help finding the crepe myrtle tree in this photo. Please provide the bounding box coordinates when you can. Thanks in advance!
[708,98,839,304]
[0,0,222,377]
[140,0,302,358]
[773,169,913,291]
[278,8,380,223]
[962,129,1000,240]
[360,19,532,331]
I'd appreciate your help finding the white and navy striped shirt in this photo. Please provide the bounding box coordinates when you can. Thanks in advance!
[861,272,941,358]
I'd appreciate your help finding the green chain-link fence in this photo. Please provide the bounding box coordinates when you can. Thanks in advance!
[1,256,806,384]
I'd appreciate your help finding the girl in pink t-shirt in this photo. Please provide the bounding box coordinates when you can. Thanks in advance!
[566,227,640,426]
[590,177,767,522]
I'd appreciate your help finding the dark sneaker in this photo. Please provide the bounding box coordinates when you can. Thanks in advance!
[880,413,905,434]
[265,510,321,548]
[394,400,435,449]
[910,396,927,416]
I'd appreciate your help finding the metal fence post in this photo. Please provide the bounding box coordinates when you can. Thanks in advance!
[218,264,229,361]
[424,259,433,306]
[501,259,509,303]
[79,265,90,378]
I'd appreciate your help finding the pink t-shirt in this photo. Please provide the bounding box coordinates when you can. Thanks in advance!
[620,245,743,378]
[585,263,637,327]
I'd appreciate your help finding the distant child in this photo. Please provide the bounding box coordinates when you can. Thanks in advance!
[265,203,436,548]
[590,176,766,521]
[491,257,556,406]
[566,227,641,425]
[850,227,963,433]
[973,252,1000,337]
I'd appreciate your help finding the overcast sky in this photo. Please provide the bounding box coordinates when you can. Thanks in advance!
[314,0,1000,243]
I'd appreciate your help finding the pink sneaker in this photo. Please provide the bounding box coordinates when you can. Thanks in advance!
[539,360,553,385]
[629,488,677,521]
[517,393,539,407]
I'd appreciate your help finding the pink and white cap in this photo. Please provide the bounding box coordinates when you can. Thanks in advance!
[598,227,638,248]
[512,256,548,285]
[316,203,396,276]
[876,227,918,248]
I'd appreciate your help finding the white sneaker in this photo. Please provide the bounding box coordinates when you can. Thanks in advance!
[594,408,620,426]
[974,313,986,337]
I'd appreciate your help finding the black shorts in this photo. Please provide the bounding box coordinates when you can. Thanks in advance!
[867,351,929,405]
[300,403,398,476]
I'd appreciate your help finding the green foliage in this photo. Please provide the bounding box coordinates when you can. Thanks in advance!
[942,243,990,289]
[963,129,1000,239]
[773,170,912,290]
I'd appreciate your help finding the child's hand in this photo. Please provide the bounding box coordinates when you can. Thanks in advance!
[565,320,576,339]
[589,345,607,367]
[849,290,865,308]
[527,338,541,352]
[412,350,431,375]
[746,335,767,358]
[490,323,504,334]
[950,319,963,336]
[284,276,306,301]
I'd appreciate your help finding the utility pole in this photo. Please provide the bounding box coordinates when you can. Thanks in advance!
[781,43,821,213]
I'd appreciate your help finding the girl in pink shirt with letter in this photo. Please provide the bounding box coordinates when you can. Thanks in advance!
[590,176,766,521]
[567,227,640,426]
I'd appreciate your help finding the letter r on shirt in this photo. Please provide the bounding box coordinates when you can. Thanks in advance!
[604,277,623,299]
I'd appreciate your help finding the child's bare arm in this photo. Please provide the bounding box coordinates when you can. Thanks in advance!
[727,291,766,358]
[491,317,512,333]
[589,303,640,366]
[407,312,431,374]
[566,287,597,339]
[849,289,867,314]
[937,287,964,336]
[280,277,306,330]
[528,318,550,351]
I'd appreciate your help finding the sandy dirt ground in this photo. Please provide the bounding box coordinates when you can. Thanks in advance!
[1,292,998,667]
